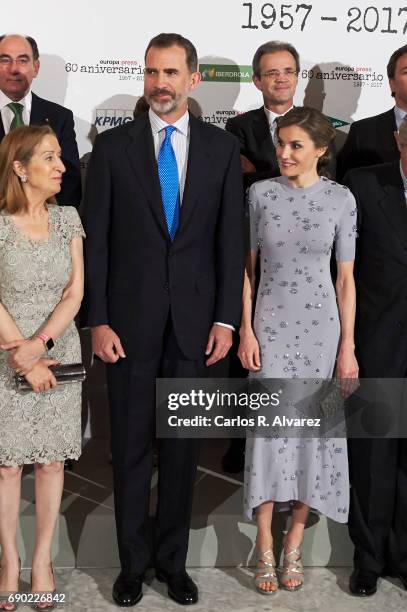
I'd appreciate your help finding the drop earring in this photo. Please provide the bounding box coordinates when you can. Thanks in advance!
[20,175,27,183]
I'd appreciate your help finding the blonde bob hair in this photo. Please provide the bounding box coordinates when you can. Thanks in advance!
[0,125,58,214]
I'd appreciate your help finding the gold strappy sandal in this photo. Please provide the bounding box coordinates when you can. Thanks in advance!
[281,543,304,591]
[254,549,279,595]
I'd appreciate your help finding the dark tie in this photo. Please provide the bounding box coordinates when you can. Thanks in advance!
[158,125,180,241]
[7,102,25,130]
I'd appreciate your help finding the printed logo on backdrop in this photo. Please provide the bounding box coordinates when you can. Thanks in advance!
[326,116,350,129]
[301,65,384,91]
[200,64,252,83]
[241,2,407,37]
[65,59,144,81]
[95,109,134,132]
[199,109,242,125]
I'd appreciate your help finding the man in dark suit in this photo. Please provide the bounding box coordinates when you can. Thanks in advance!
[0,34,81,206]
[82,33,244,606]
[344,117,407,596]
[225,41,299,189]
[337,44,407,180]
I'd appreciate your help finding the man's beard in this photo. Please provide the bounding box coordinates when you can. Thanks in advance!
[146,89,181,115]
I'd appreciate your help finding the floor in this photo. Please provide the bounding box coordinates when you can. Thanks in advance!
[3,567,405,611]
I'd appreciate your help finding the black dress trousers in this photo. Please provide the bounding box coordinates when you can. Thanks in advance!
[348,376,407,576]
[106,316,204,576]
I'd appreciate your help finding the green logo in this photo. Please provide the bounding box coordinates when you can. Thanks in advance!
[326,116,350,129]
[200,64,252,83]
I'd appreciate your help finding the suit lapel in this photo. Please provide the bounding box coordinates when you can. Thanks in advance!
[29,93,49,126]
[377,164,407,252]
[252,107,277,167]
[376,109,399,156]
[126,115,168,238]
[0,92,51,136]
[177,113,210,233]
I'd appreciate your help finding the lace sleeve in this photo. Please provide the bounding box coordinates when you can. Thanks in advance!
[57,206,86,242]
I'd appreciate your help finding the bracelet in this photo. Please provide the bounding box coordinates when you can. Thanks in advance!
[34,333,55,351]
[35,333,50,349]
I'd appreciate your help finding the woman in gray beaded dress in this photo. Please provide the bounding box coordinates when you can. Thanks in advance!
[0,126,84,609]
[238,108,358,595]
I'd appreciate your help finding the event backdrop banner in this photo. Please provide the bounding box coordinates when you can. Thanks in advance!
[3,0,406,164]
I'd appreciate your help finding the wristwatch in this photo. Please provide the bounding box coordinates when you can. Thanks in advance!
[35,333,55,351]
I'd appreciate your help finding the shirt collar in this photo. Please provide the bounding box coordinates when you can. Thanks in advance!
[400,160,407,191]
[148,108,189,136]
[0,89,32,113]
[264,104,294,126]
[394,106,406,131]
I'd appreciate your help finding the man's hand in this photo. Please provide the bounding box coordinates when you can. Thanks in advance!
[91,325,126,363]
[240,154,256,174]
[205,325,233,366]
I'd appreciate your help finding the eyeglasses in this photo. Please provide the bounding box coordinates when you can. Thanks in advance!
[0,57,31,66]
[259,69,298,79]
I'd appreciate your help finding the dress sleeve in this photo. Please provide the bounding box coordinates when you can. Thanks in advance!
[62,206,86,241]
[247,183,262,252]
[335,188,357,262]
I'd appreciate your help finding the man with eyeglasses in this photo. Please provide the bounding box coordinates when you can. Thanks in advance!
[225,41,299,190]
[0,34,81,206]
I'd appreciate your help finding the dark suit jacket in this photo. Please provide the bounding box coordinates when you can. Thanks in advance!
[225,107,279,188]
[82,112,245,361]
[344,161,407,376]
[0,92,82,206]
[226,105,336,188]
[337,108,399,181]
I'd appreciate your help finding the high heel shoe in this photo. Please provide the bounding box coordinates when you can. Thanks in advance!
[31,564,56,610]
[254,549,279,595]
[0,559,21,611]
[281,543,304,591]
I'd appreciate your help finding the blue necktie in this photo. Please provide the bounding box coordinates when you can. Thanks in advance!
[158,125,180,241]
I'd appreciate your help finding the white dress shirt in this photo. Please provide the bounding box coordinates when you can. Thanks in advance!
[149,108,189,203]
[0,90,32,133]
[394,105,407,131]
[264,105,294,143]
[148,108,234,332]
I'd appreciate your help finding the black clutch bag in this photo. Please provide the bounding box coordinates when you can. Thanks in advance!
[14,363,86,392]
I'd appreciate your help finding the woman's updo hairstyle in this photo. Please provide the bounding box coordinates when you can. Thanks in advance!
[276,106,335,177]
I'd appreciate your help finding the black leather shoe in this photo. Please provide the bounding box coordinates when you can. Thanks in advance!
[112,571,143,607]
[349,569,378,597]
[156,571,198,605]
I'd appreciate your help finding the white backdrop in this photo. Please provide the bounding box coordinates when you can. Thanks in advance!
[3,1,406,159]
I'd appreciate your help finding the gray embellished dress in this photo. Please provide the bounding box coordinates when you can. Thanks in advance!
[0,205,85,466]
[244,176,357,523]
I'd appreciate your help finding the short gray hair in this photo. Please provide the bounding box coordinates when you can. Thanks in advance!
[252,41,300,78]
